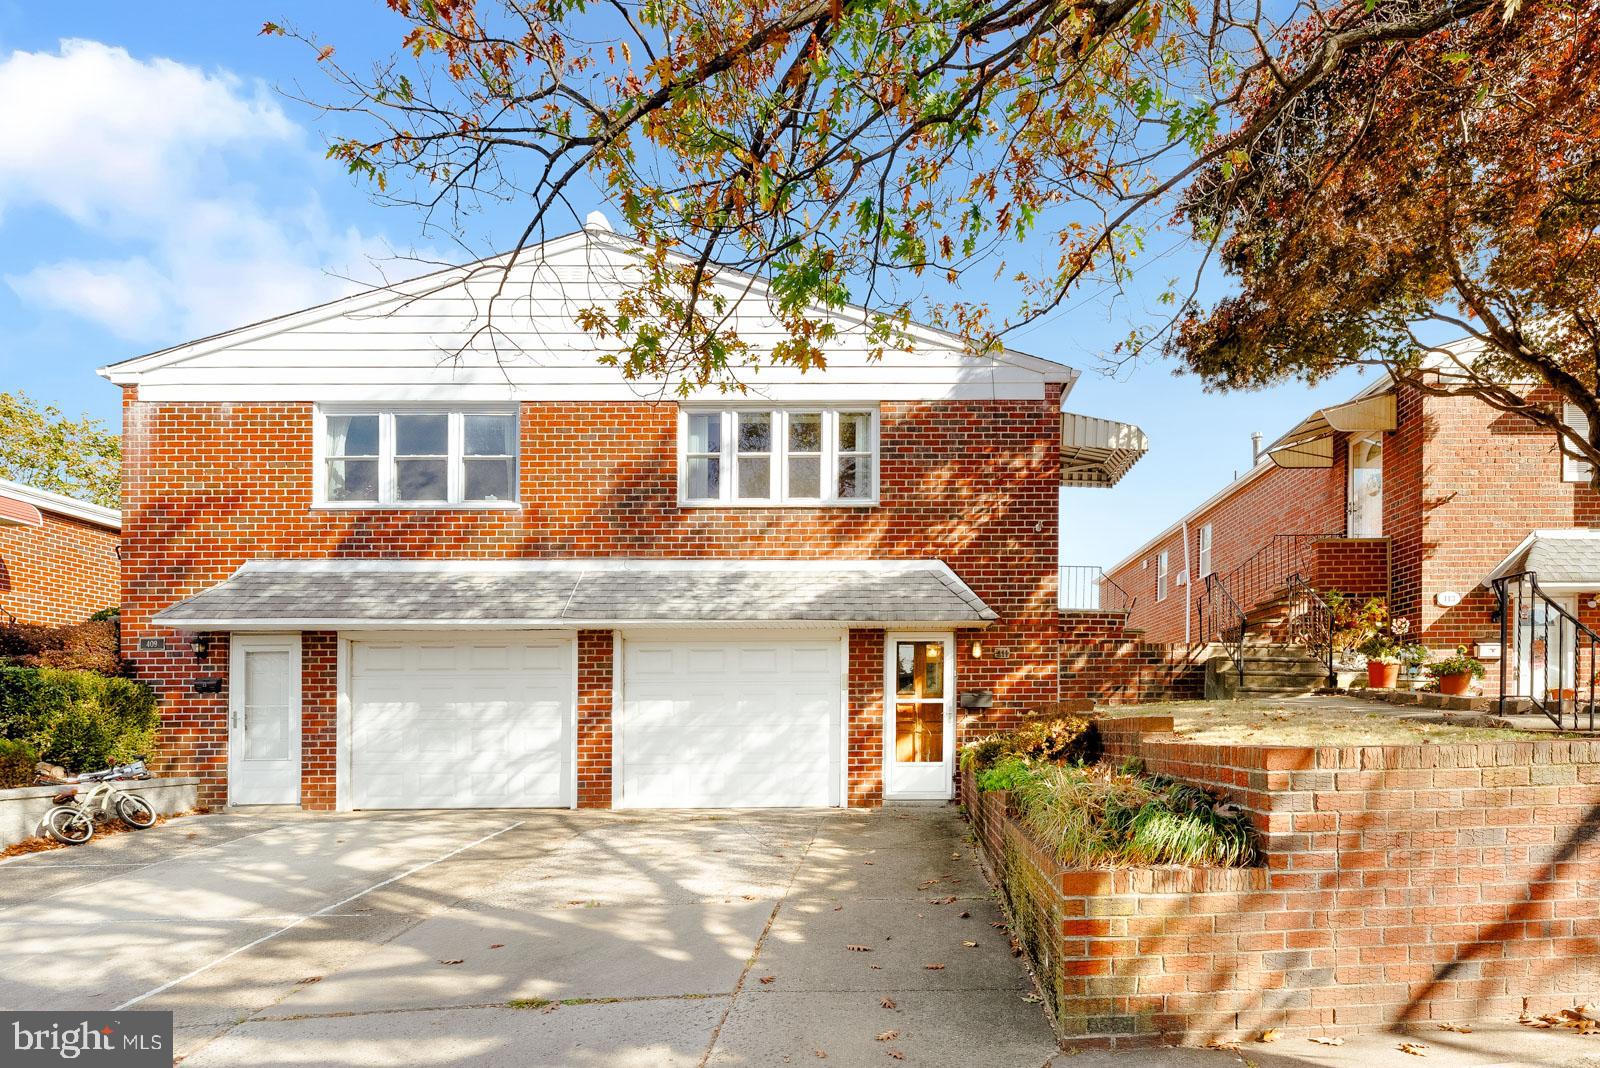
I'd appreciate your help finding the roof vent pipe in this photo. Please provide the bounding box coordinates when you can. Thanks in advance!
[1251,431,1263,465]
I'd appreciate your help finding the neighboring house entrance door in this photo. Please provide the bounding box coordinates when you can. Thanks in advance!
[885,636,955,800]
[1513,595,1579,701]
[1348,436,1384,537]
[228,634,301,805]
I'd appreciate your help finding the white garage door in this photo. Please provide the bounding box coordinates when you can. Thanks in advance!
[349,636,572,808]
[619,634,842,808]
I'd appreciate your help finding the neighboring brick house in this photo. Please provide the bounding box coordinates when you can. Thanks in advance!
[0,477,120,626]
[1105,364,1600,701]
[100,220,1147,811]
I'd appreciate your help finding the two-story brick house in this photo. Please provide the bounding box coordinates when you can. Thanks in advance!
[0,477,120,626]
[1105,358,1600,709]
[102,221,1146,811]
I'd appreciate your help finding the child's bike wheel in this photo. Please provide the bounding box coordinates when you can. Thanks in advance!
[116,793,156,829]
[45,806,94,845]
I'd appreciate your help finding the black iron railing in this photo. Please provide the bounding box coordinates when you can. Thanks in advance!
[1493,571,1599,731]
[1201,572,1249,689]
[1214,533,1342,618]
[1059,565,1135,615]
[1284,573,1336,686]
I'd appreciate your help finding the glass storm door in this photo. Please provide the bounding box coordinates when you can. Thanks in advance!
[886,637,955,800]
[228,635,301,805]
[1348,436,1384,537]
[1514,595,1578,700]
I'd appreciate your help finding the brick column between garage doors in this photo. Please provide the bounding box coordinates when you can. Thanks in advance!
[301,631,338,811]
[577,629,614,808]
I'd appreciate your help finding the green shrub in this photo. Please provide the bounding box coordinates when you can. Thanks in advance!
[0,737,37,788]
[975,754,1043,792]
[959,735,1013,773]
[1010,713,1101,764]
[0,666,158,773]
[1007,761,1257,869]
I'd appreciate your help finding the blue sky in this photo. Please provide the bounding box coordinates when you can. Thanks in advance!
[0,1,1375,569]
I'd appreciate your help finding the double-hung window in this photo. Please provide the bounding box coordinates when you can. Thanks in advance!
[680,408,878,506]
[1198,523,1214,578]
[317,408,518,507]
[1156,550,1170,601]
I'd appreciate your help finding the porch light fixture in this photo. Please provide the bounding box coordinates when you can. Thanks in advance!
[191,634,211,662]
[970,640,983,659]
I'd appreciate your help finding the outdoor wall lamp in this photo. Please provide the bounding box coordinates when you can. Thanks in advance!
[970,640,983,659]
[191,634,211,662]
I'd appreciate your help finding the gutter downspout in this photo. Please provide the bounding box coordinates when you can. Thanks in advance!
[1181,520,1192,645]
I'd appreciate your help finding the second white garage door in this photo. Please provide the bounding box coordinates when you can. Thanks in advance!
[619,635,843,808]
[349,635,573,808]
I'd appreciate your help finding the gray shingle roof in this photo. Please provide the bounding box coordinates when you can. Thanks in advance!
[1493,532,1600,586]
[152,560,997,629]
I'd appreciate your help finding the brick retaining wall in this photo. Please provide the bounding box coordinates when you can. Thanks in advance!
[964,718,1600,1048]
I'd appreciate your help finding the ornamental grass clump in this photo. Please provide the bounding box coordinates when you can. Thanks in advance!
[999,760,1257,869]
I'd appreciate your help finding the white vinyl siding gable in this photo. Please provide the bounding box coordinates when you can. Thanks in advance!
[315,407,518,508]
[679,408,879,506]
[1563,402,1592,483]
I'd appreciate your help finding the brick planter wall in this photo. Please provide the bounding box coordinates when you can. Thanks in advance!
[964,718,1600,1049]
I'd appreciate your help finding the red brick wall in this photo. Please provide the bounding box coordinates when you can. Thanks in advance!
[1412,388,1600,688]
[121,389,1063,806]
[847,628,885,806]
[301,632,337,810]
[1107,456,1348,644]
[0,508,119,626]
[1058,611,1205,704]
[1307,538,1391,599]
[968,719,1600,1048]
[576,630,613,808]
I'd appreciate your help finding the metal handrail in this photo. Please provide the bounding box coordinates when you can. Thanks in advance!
[1059,565,1135,615]
[1284,574,1335,686]
[1493,571,1599,731]
[1215,532,1342,620]
[1201,572,1249,690]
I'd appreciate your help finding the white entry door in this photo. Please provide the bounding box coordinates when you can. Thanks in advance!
[228,634,301,805]
[885,635,956,800]
[1348,436,1384,537]
[348,635,573,809]
[619,634,842,807]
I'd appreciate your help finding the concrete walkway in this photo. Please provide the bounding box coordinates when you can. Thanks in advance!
[0,806,1057,1066]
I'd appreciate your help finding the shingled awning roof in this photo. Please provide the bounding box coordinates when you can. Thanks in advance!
[1484,530,1600,592]
[152,559,998,631]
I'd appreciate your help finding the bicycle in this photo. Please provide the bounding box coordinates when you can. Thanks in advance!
[39,759,157,845]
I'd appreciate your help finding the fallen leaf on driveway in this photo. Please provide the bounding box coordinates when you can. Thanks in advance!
[886,1051,904,1060]
[876,1030,899,1041]
[989,921,1006,929]
[924,963,946,970]
[1020,993,1042,1004]
[813,1051,827,1059]
[833,905,844,911]
[961,940,978,948]
[296,976,322,985]
[1203,1039,1240,1051]
[759,976,776,984]
[863,860,874,865]
[958,911,970,918]
[846,945,872,952]
[489,944,505,950]
[881,997,897,1009]
[1398,1042,1427,1056]
[1256,1028,1281,1043]
[1435,1023,1470,1033]
[1308,1036,1344,1046]
[930,895,957,904]
[439,959,464,966]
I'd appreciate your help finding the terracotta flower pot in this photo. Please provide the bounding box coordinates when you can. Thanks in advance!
[1436,672,1472,696]
[1367,661,1400,689]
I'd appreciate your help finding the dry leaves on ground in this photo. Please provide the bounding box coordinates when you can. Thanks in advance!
[886,1051,905,1061]
[929,896,957,904]
[759,976,776,984]
[438,959,463,966]
[1398,1041,1428,1056]
[489,944,504,949]
[961,940,978,948]
[1256,1028,1281,1043]
[1435,1023,1471,1033]
[881,997,897,1009]
[846,945,872,952]
[296,976,322,985]
[1204,1038,1240,1051]
[923,963,945,970]
[1522,1006,1600,1034]
[876,1030,899,1041]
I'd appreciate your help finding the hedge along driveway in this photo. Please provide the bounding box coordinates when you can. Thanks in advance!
[0,665,158,778]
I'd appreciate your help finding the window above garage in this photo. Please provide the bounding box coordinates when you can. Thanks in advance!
[315,407,518,508]
[679,407,878,507]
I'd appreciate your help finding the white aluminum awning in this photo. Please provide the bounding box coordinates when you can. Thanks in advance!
[1061,413,1148,488]
[0,493,43,528]
[1265,391,1396,469]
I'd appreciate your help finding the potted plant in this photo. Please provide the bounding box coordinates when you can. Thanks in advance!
[1359,616,1420,689]
[1425,646,1486,696]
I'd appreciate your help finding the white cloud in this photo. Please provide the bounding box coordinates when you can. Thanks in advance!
[0,39,398,343]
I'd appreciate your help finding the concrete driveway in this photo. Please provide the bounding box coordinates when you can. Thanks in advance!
[0,805,1061,1066]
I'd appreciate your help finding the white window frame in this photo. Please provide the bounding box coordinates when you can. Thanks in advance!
[677,407,880,507]
[1563,402,1592,483]
[1198,523,1214,578]
[1156,550,1170,601]
[313,405,520,509]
